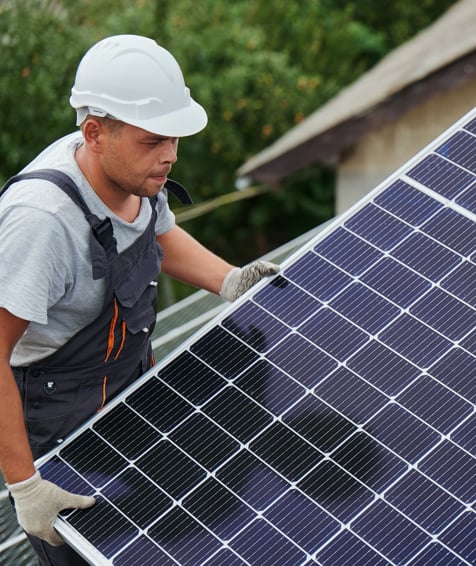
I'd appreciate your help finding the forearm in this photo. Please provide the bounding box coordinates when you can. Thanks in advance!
[158,225,234,294]
[0,361,36,484]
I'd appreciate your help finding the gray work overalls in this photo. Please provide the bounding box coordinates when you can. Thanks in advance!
[1,169,190,565]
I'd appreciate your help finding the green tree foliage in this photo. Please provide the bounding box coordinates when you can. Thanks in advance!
[0,0,154,179]
[0,0,458,286]
[151,0,457,270]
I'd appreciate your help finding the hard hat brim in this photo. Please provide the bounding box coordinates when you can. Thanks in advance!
[119,98,208,138]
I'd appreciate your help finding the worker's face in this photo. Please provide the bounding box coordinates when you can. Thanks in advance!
[100,122,179,198]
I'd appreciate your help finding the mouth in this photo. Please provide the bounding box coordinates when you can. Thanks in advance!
[151,169,170,180]
[150,173,168,184]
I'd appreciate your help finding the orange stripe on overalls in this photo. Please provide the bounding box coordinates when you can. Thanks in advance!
[104,298,119,362]
[114,319,127,361]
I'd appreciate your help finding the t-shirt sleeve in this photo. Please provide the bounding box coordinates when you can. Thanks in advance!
[0,206,73,324]
[154,189,176,235]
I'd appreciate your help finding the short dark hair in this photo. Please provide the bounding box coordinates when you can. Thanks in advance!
[80,115,124,136]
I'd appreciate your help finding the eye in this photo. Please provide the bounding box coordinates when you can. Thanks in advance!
[143,138,170,146]
[142,137,178,147]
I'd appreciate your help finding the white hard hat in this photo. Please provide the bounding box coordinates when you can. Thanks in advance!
[70,34,207,137]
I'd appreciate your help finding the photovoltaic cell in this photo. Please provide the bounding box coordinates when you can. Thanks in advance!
[216,450,289,510]
[100,467,172,529]
[266,333,338,388]
[360,256,432,307]
[436,130,476,172]
[451,414,476,455]
[378,313,453,367]
[466,117,476,133]
[346,340,421,396]
[421,207,476,256]
[37,108,476,565]
[135,440,206,499]
[457,189,476,214]
[374,179,443,225]
[351,499,430,564]
[300,307,370,360]
[396,375,473,434]
[328,282,400,334]
[298,459,375,522]
[441,260,476,305]
[407,153,475,199]
[391,232,461,280]
[284,251,352,301]
[263,490,340,552]
[408,543,470,566]
[345,202,414,250]
[316,529,393,566]
[315,226,384,275]
[234,359,306,414]
[254,277,321,327]
[428,347,476,403]
[384,469,464,533]
[461,329,476,356]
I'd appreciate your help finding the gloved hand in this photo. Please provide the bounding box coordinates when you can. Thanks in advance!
[220,260,280,302]
[7,471,96,546]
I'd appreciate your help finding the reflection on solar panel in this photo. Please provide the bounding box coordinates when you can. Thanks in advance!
[38,108,476,565]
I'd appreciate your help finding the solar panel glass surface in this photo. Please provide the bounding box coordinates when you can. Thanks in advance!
[37,108,476,565]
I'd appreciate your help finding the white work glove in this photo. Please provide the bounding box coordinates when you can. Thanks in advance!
[220,260,280,302]
[7,471,96,546]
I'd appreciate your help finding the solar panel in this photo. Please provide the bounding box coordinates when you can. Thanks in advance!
[37,108,476,566]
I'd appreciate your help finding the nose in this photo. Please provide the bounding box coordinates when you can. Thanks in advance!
[161,138,178,164]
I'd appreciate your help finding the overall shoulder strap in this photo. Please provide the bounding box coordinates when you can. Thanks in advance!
[1,168,117,259]
[1,168,91,215]
[164,178,193,204]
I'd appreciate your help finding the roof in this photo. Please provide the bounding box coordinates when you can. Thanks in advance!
[237,0,476,184]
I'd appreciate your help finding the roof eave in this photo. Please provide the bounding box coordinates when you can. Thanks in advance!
[239,50,476,185]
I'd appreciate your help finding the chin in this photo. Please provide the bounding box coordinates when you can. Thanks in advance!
[139,181,164,197]
[150,178,167,190]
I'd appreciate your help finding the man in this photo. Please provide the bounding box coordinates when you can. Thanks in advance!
[0,34,278,565]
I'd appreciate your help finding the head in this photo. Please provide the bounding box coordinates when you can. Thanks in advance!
[79,114,180,197]
[70,35,207,196]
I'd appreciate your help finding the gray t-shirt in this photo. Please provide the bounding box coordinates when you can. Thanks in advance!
[0,131,175,366]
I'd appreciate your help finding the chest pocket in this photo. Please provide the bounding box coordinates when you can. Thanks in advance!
[111,222,163,334]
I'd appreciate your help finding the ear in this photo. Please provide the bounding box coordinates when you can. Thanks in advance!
[81,118,106,153]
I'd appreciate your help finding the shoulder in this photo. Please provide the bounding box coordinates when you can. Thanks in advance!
[0,200,84,264]
[0,177,80,219]
[1,132,86,217]
[0,177,90,249]
[19,131,83,173]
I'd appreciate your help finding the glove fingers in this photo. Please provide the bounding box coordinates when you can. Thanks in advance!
[241,261,279,287]
[56,491,96,512]
[46,492,95,545]
[220,261,280,302]
[254,261,280,276]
